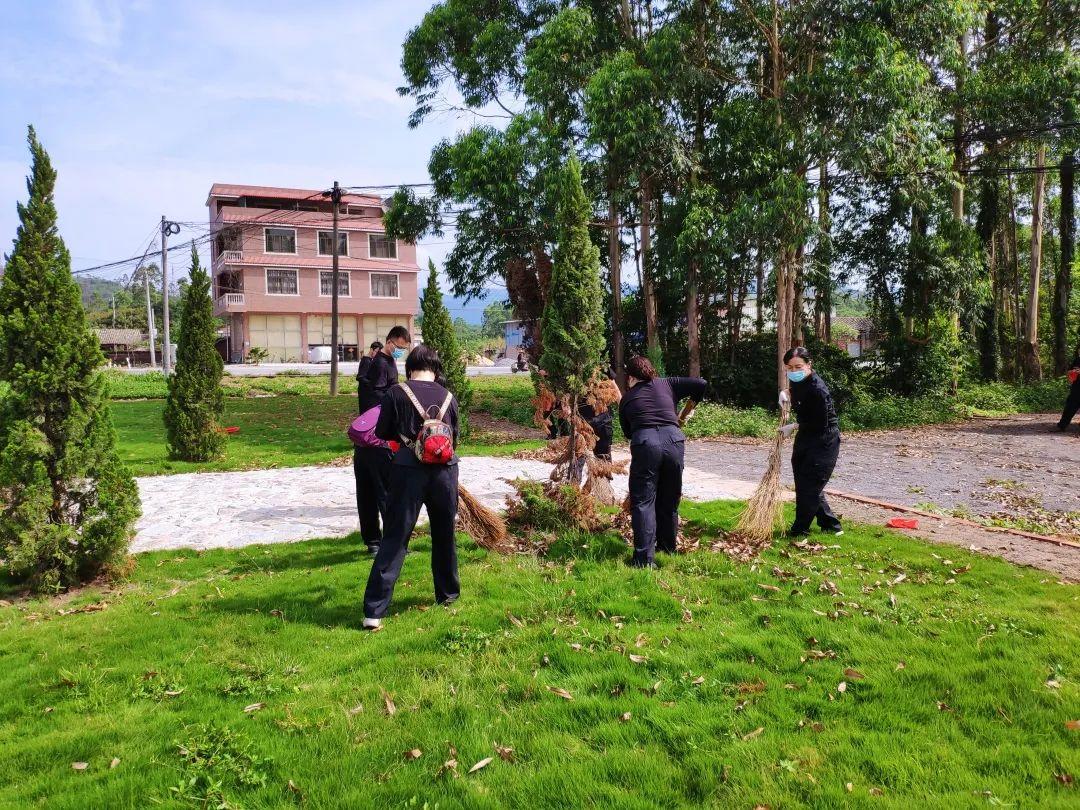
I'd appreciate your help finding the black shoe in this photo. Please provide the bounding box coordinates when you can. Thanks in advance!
[366,544,380,556]
[437,595,459,606]
[628,558,658,569]
[785,530,810,539]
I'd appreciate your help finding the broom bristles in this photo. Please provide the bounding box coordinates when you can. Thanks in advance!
[732,428,786,546]
[457,486,514,554]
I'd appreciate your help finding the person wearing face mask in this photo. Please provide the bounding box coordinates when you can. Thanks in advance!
[1056,345,1080,432]
[777,346,843,537]
[352,327,411,555]
[618,356,707,568]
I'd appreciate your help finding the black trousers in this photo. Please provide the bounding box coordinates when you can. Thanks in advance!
[353,446,390,548]
[363,463,460,619]
[790,433,842,534]
[628,426,685,565]
[592,420,614,460]
[1059,382,1080,429]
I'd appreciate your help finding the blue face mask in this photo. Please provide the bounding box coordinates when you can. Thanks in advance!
[787,369,809,383]
[392,348,406,361]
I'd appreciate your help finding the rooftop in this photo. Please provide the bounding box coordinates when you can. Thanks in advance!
[206,183,383,208]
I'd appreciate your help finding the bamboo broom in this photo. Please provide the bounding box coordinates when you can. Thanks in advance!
[731,402,791,546]
[457,486,514,554]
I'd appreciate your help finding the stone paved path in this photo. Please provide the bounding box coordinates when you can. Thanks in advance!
[133,456,756,553]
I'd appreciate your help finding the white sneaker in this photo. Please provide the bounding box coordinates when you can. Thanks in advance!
[362,617,382,630]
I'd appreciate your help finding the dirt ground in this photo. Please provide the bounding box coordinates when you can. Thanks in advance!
[681,414,1079,582]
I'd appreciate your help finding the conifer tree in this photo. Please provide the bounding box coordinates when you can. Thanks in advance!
[163,245,225,461]
[0,127,140,592]
[540,154,605,479]
[420,259,473,435]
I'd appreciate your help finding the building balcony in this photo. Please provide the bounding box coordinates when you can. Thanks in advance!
[213,249,244,271]
[214,293,245,315]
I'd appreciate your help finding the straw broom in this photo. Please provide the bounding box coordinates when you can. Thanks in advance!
[457,486,514,554]
[731,403,790,546]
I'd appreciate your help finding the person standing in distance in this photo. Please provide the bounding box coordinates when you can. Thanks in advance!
[362,345,461,630]
[619,356,706,568]
[778,346,843,537]
[353,327,411,555]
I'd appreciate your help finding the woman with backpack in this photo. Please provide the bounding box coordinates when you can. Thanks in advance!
[362,345,460,630]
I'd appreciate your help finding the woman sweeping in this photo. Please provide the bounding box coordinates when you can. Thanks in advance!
[777,347,843,537]
[362,345,461,630]
[619,356,706,568]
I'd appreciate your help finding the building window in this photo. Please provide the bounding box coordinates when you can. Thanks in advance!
[264,227,296,254]
[266,267,299,295]
[370,272,399,299]
[368,233,397,259]
[320,271,350,297]
[318,231,349,256]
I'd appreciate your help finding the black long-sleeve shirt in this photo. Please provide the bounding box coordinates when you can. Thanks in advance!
[790,372,839,443]
[358,351,399,413]
[375,380,460,467]
[618,377,707,438]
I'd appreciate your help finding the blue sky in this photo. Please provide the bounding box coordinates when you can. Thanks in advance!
[0,0,494,319]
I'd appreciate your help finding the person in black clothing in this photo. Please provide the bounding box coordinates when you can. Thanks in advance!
[355,341,382,411]
[362,345,461,630]
[579,367,620,460]
[778,346,843,537]
[619,356,707,568]
[353,327,411,554]
[357,326,411,413]
[1057,347,1080,432]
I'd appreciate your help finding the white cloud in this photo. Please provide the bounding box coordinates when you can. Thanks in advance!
[64,0,126,48]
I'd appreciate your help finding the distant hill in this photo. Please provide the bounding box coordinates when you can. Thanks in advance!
[441,289,506,325]
[77,275,123,307]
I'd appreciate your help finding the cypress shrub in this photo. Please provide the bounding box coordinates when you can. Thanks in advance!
[420,259,473,435]
[164,246,225,461]
[0,127,140,593]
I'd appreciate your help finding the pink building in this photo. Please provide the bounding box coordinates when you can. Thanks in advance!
[207,183,419,363]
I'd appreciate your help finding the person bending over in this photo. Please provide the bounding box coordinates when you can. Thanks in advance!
[619,356,706,568]
[362,345,460,630]
[1057,346,1080,432]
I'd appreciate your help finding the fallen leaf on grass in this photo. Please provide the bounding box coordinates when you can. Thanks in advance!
[43,707,54,714]
[843,668,866,681]
[691,676,705,686]
[287,780,302,795]
[381,689,396,715]
[738,680,766,694]
[741,727,764,741]
[651,680,662,693]
[1054,772,1074,786]
[757,583,781,593]
[243,702,265,714]
[837,682,847,693]
[508,613,525,628]
[937,701,953,712]
[681,608,693,623]
[890,574,906,586]
[869,787,883,796]
[895,661,906,671]
[845,782,853,792]
[404,749,422,760]
[110,758,120,769]
[628,654,647,664]
[620,712,632,722]
[495,745,515,762]
[164,689,184,698]
[347,704,363,717]
[546,686,573,701]
[468,757,493,774]
[1046,679,1061,689]
[72,762,88,771]
[1066,720,1080,731]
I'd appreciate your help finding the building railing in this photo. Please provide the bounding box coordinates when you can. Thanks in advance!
[216,293,245,310]
[223,250,243,263]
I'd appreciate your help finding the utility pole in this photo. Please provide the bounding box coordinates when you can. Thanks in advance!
[111,294,116,327]
[160,216,180,373]
[324,181,343,395]
[145,268,157,368]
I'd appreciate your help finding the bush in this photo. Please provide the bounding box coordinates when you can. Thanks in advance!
[505,480,608,536]
[839,389,961,431]
[0,128,139,592]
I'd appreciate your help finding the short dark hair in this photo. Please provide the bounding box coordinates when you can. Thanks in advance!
[405,343,443,378]
[370,341,383,351]
[386,326,411,344]
[625,356,657,382]
[783,346,812,364]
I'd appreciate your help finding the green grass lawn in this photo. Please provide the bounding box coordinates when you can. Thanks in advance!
[2,502,1076,808]
[111,396,542,477]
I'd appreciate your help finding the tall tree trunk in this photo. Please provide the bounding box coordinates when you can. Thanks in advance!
[976,175,1000,380]
[1053,144,1075,373]
[688,259,700,376]
[641,178,659,355]
[816,160,832,343]
[1021,143,1047,380]
[792,242,806,346]
[608,164,624,387]
[755,242,765,333]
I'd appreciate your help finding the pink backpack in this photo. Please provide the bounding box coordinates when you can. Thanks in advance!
[348,405,388,449]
